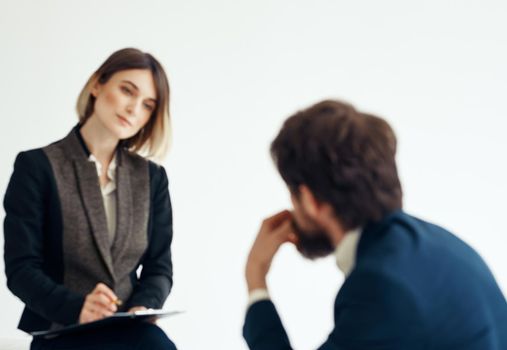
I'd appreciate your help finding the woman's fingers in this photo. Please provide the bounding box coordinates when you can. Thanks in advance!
[88,293,117,313]
[82,303,114,322]
[93,283,118,303]
[81,307,112,323]
[128,306,147,314]
[79,283,119,324]
[80,294,114,324]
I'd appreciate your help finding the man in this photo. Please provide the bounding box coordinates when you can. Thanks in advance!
[243,100,507,349]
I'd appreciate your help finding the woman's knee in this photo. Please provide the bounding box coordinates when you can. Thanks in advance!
[135,323,176,350]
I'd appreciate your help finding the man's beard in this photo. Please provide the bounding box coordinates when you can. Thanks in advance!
[291,218,335,260]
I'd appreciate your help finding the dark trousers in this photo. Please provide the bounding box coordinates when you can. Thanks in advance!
[31,322,177,350]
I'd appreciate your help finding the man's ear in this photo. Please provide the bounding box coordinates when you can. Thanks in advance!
[299,185,320,218]
[299,185,335,222]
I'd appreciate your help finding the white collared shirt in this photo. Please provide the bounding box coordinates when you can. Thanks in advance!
[88,153,117,245]
[334,228,362,277]
[247,228,363,308]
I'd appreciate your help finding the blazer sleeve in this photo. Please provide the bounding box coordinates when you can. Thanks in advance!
[125,163,173,309]
[3,151,85,325]
[243,270,424,350]
[243,300,292,350]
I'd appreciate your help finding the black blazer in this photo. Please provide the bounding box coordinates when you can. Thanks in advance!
[3,126,174,333]
[243,211,507,349]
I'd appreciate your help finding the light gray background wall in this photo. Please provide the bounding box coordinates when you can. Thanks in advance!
[1,1,506,348]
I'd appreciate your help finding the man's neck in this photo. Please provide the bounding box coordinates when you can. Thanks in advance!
[323,217,348,248]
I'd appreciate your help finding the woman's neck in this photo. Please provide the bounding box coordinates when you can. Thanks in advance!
[79,116,119,166]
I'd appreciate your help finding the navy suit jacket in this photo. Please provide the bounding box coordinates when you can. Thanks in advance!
[243,211,507,349]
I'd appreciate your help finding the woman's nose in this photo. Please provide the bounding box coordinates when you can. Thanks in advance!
[126,100,141,117]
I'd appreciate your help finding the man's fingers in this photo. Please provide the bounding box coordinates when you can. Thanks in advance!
[287,233,299,244]
[262,210,291,230]
[272,220,294,242]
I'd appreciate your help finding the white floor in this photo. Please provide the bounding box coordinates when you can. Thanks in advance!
[0,337,31,350]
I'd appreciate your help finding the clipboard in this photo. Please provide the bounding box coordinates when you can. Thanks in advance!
[30,309,183,339]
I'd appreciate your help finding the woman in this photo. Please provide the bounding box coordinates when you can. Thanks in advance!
[4,48,176,349]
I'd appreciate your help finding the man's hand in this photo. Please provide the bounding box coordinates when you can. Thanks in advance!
[79,283,118,324]
[245,210,296,292]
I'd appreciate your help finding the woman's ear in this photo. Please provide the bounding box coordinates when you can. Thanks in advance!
[90,78,101,98]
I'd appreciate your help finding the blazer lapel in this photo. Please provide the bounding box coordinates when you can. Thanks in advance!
[73,160,115,279]
[111,149,134,262]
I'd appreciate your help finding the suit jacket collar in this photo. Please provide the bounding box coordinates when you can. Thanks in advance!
[73,123,91,157]
[356,209,405,260]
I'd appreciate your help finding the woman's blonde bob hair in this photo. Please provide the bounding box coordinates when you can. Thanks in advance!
[76,48,171,161]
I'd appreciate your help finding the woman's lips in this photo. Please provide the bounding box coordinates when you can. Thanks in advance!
[116,114,132,126]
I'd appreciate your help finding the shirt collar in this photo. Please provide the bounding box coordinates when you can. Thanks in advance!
[335,228,362,277]
[88,153,117,195]
[88,153,117,177]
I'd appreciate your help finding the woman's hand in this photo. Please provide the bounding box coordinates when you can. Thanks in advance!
[128,306,147,313]
[79,283,119,324]
[128,306,158,324]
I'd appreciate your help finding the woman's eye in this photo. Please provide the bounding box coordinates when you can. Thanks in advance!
[144,103,155,111]
[121,86,132,95]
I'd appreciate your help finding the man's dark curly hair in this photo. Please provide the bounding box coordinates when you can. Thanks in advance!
[271,100,403,230]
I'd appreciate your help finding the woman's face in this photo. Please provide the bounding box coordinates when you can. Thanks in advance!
[91,69,157,140]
